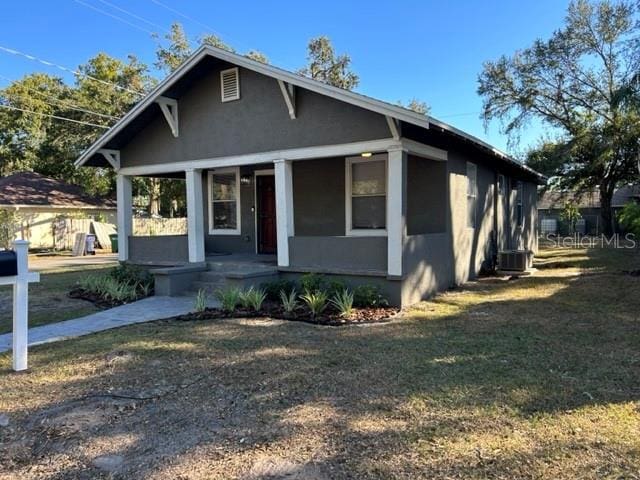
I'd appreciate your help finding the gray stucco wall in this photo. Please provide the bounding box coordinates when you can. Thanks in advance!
[288,236,387,273]
[402,233,453,305]
[120,66,390,168]
[129,235,189,264]
[406,155,447,235]
[293,157,345,236]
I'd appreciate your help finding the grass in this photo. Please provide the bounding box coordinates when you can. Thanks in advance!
[0,246,638,479]
[0,264,113,334]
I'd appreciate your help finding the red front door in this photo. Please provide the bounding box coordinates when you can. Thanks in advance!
[256,175,277,254]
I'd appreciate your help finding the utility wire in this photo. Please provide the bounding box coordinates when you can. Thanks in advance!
[148,0,228,41]
[0,45,145,96]
[72,0,156,36]
[1,91,120,121]
[0,75,120,120]
[0,104,111,128]
[94,0,167,31]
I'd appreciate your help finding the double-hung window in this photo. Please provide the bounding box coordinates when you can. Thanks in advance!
[346,155,387,235]
[516,181,524,227]
[209,168,240,235]
[467,162,478,228]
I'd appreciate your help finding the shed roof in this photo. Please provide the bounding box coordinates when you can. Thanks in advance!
[0,171,115,209]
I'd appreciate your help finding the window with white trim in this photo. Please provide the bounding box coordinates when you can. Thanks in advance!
[516,181,524,227]
[346,155,387,234]
[208,168,240,234]
[467,162,477,228]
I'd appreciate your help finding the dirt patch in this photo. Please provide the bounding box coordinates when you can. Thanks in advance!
[173,302,399,326]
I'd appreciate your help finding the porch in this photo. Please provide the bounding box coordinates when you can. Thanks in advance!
[114,138,449,301]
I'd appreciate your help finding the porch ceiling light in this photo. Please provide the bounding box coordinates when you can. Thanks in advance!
[240,174,252,186]
[361,152,372,157]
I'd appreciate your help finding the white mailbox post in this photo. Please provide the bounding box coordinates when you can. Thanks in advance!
[0,240,40,371]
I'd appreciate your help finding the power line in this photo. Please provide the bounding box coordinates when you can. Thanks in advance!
[94,0,166,31]
[0,45,145,96]
[2,91,120,121]
[0,75,120,120]
[0,104,111,128]
[148,0,228,41]
[72,0,156,36]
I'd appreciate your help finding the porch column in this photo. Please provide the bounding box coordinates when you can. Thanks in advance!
[185,168,205,263]
[274,159,294,267]
[387,147,406,276]
[116,173,132,262]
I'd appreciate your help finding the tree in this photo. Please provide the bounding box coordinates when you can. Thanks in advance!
[245,50,269,64]
[397,98,430,115]
[154,23,192,73]
[560,202,582,233]
[299,36,359,90]
[0,53,153,196]
[200,33,235,53]
[478,0,640,234]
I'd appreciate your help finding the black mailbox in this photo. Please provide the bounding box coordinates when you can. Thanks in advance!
[0,251,18,277]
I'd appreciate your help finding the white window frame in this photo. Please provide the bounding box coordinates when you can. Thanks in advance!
[208,167,241,235]
[345,154,388,237]
[467,161,478,229]
[220,67,240,102]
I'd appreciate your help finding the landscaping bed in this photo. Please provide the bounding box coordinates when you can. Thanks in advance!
[183,273,398,326]
[68,264,154,308]
[174,302,399,326]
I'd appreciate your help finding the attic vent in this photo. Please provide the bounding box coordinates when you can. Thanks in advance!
[220,67,240,102]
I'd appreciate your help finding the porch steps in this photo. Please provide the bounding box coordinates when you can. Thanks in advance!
[182,256,279,296]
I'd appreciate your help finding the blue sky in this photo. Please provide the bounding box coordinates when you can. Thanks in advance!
[0,0,570,155]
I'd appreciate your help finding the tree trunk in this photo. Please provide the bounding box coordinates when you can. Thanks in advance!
[599,184,615,237]
[148,178,160,216]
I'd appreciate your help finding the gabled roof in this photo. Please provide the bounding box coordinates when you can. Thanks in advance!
[0,171,115,209]
[76,44,545,182]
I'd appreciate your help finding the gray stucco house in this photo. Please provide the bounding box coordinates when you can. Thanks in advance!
[76,45,545,306]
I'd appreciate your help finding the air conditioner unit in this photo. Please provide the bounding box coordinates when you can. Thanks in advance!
[498,250,532,272]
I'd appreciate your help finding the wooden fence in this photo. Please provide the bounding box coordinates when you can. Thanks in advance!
[133,218,187,236]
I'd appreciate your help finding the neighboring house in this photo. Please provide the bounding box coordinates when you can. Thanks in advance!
[539,186,640,235]
[0,171,116,249]
[75,45,545,306]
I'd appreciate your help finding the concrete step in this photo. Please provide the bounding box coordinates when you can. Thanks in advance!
[191,280,226,294]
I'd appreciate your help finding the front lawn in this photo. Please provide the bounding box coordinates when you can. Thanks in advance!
[0,246,638,479]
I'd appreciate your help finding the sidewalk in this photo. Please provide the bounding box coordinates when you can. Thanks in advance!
[0,296,208,353]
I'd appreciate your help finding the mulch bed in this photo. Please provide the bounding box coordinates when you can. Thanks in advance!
[68,288,147,309]
[173,301,400,327]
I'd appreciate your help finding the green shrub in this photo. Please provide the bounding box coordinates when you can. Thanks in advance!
[280,288,298,314]
[215,287,242,312]
[194,289,208,312]
[326,279,348,297]
[353,284,388,308]
[79,274,138,303]
[330,289,354,317]
[300,272,324,294]
[300,290,328,317]
[239,287,267,311]
[261,279,297,301]
[110,263,152,286]
[619,203,640,238]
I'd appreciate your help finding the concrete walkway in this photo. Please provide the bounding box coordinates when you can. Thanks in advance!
[29,253,118,272]
[0,296,207,353]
